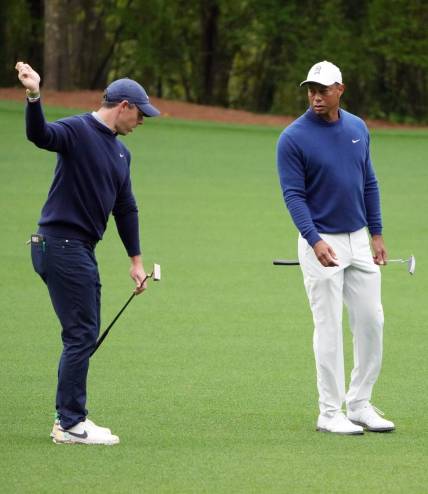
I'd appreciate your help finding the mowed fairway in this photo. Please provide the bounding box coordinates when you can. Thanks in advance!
[0,99,427,493]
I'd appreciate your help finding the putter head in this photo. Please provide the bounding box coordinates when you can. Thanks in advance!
[152,263,161,281]
[408,255,416,275]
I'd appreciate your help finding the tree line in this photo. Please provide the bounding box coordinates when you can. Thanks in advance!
[2,0,428,123]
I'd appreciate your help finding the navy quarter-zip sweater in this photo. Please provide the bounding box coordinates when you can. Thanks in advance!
[277,108,382,247]
[26,99,140,256]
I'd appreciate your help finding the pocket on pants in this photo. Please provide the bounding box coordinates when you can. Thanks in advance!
[31,242,46,281]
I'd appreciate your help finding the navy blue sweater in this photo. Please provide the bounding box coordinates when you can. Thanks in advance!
[26,100,140,256]
[277,108,382,247]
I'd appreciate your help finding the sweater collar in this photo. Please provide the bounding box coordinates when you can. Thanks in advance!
[306,107,343,127]
[86,112,117,136]
[91,111,110,128]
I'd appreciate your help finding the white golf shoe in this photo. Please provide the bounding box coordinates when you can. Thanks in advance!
[347,404,395,432]
[317,412,364,435]
[52,421,119,445]
[50,416,111,438]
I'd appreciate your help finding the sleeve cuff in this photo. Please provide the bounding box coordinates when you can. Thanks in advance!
[369,228,382,237]
[307,231,322,247]
[27,95,41,103]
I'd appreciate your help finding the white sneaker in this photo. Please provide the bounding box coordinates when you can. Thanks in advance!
[50,417,111,438]
[52,421,120,445]
[317,412,364,435]
[50,416,59,438]
[347,404,395,432]
[85,419,112,434]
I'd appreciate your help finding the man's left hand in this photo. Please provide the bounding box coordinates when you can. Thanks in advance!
[129,255,147,294]
[371,234,388,265]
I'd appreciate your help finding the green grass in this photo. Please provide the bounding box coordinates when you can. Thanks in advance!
[0,99,427,493]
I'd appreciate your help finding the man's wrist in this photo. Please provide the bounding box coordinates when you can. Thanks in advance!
[26,88,40,101]
[130,254,143,266]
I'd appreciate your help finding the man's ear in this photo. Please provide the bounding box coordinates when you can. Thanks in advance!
[338,84,345,96]
[118,100,129,112]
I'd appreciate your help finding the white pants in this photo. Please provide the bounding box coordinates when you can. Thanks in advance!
[298,228,384,417]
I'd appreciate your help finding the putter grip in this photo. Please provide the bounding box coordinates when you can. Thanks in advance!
[273,259,300,266]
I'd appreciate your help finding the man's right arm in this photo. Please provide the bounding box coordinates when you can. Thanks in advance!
[276,132,339,267]
[276,132,321,246]
[15,61,73,153]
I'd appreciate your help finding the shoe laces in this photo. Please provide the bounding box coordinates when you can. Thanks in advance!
[368,404,385,416]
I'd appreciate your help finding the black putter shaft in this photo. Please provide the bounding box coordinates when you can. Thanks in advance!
[90,274,150,357]
[273,259,300,266]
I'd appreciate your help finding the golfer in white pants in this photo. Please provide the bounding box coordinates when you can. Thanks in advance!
[277,61,395,434]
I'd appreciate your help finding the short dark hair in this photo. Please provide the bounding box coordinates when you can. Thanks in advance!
[101,92,120,108]
[101,94,140,110]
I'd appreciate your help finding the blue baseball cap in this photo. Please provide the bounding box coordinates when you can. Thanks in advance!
[104,78,160,117]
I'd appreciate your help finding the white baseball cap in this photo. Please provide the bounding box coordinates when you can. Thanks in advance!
[300,61,342,87]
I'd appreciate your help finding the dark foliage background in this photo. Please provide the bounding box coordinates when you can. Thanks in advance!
[2,0,427,122]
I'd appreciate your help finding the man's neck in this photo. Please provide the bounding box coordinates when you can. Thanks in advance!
[320,108,340,123]
[95,108,117,132]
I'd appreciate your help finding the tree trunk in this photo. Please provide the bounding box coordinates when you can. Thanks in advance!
[27,0,44,76]
[198,0,219,104]
[43,0,70,90]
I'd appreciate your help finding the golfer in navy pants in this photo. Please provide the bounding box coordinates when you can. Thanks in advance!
[16,61,160,445]
[31,236,100,430]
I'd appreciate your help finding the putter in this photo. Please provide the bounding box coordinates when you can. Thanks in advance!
[388,255,416,275]
[90,263,161,357]
[273,255,416,275]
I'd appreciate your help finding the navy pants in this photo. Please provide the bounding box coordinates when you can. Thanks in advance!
[31,234,100,429]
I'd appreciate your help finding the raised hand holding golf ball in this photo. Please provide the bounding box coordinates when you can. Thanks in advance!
[15,61,41,95]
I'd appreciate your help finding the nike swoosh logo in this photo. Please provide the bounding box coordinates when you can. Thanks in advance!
[119,153,125,158]
[352,139,360,143]
[62,429,88,439]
